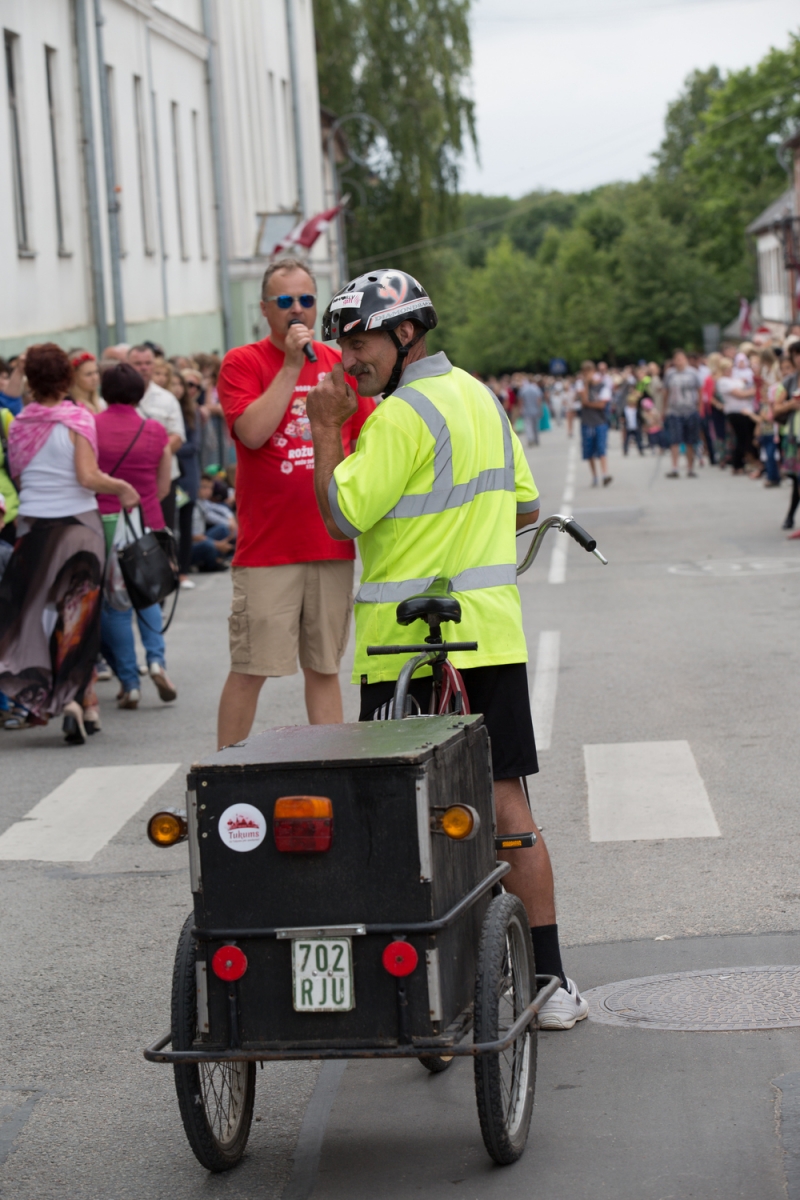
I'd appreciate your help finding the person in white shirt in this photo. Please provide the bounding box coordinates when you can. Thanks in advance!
[128,344,185,529]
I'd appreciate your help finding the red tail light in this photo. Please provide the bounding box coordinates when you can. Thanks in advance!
[211,945,248,981]
[382,940,418,977]
[273,796,333,852]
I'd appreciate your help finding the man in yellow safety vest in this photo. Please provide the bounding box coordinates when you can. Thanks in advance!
[307,269,587,1030]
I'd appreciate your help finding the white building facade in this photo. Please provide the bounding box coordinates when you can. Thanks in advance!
[746,188,796,329]
[0,0,341,359]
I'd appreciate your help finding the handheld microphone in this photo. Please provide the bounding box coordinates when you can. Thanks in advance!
[288,318,317,363]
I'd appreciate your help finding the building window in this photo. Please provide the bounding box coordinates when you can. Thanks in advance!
[170,101,188,260]
[191,109,206,259]
[4,30,31,254]
[106,64,125,255]
[133,74,155,254]
[45,47,67,255]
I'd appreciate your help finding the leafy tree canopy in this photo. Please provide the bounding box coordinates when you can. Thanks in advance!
[313,0,476,278]
[315,13,800,367]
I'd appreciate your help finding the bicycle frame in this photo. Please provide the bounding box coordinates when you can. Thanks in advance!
[367,514,607,717]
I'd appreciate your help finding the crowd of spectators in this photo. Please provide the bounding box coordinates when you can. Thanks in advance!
[2,313,799,747]
[486,325,800,518]
[0,339,238,741]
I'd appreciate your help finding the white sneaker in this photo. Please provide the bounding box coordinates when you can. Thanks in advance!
[538,977,589,1030]
[149,662,177,702]
[180,578,196,590]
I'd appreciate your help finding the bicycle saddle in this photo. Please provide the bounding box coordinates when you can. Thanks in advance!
[396,577,462,627]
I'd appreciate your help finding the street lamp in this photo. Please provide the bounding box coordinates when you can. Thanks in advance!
[325,111,387,287]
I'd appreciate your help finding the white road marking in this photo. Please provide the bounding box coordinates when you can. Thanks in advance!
[549,441,578,583]
[548,537,568,584]
[0,764,181,862]
[669,559,800,576]
[561,441,577,505]
[584,741,720,842]
[530,631,560,751]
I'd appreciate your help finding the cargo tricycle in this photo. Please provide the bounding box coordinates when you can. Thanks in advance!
[143,515,605,1170]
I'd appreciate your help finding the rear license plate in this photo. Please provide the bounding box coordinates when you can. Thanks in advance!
[292,938,354,1012]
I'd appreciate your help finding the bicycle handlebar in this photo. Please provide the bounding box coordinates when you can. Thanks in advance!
[516,514,608,576]
[564,519,596,552]
[368,642,478,656]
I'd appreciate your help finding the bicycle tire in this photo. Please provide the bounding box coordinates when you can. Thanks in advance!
[171,914,255,1172]
[473,894,537,1164]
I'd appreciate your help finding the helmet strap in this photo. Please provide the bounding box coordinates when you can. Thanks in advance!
[383,328,424,397]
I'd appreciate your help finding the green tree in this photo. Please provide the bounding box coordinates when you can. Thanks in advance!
[313,0,476,279]
[452,193,516,267]
[446,238,545,373]
[681,34,800,282]
[506,191,580,259]
[314,0,359,116]
[653,66,723,180]
[614,214,723,359]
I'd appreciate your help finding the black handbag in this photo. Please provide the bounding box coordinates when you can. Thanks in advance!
[117,508,179,611]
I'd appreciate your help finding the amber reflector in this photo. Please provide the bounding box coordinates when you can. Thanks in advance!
[440,805,475,840]
[147,810,188,847]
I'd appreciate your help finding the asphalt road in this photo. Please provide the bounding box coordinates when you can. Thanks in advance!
[1,420,799,1199]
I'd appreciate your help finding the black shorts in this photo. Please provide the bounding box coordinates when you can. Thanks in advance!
[359,662,538,781]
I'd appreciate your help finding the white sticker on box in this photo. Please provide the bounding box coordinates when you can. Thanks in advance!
[330,292,363,310]
[218,803,267,852]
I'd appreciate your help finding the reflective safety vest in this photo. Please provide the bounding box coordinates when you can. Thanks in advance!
[329,352,540,683]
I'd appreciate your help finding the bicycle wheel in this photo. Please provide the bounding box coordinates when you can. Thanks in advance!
[171,914,255,1171]
[418,1053,454,1074]
[473,894,537,1164]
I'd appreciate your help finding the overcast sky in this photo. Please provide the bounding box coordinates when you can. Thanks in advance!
[460,0,799,198]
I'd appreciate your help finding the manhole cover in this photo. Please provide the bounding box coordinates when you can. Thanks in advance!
[585,966,800,1031]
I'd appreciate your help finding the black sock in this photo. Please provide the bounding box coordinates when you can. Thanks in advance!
[530,924,567,988]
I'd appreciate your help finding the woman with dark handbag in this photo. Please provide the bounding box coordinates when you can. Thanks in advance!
[0,345,139,742]
[95,364,178,709]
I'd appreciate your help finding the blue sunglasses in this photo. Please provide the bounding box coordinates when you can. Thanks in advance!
[266,293,316,309]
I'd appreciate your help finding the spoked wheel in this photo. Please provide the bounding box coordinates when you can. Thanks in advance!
[171,914,255,1171]
[418,1053,454,1074]
[473,894,537,1164]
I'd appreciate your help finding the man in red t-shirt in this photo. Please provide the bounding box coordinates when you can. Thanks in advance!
[216,256,374,747]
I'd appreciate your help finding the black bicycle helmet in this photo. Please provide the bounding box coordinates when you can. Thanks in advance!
[322,269,438,395]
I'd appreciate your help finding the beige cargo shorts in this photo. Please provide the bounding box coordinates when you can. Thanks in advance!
[228,560,354,676]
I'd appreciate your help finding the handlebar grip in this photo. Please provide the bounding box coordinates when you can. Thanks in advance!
[564,519,597,552]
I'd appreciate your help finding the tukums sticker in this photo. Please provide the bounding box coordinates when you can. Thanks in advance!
[218,803,267,852]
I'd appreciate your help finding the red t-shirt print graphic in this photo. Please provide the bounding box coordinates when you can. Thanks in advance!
[218,337,374,568]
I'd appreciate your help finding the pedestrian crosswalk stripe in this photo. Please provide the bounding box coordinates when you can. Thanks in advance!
[0,764,181,862]
[530,631,560,752]
[584,741,720,842]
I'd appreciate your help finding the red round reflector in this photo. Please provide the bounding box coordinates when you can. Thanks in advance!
[211,945,248,982]
[382,940,419,977]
